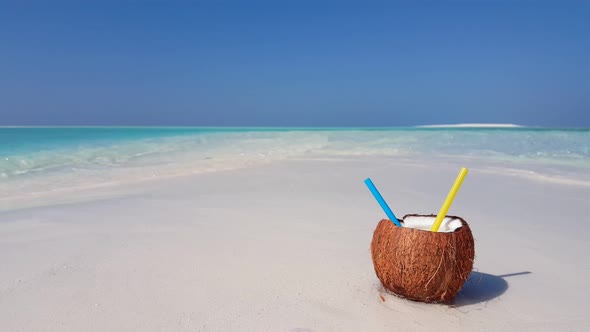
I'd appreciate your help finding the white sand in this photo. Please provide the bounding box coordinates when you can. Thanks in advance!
[1,157,589,331]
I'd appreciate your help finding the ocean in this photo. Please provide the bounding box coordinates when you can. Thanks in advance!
[1,127,589,204]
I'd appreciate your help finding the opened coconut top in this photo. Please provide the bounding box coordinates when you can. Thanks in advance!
[401,215,463,233]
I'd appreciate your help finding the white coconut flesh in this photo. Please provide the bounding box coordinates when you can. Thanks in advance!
[401,215,463,233]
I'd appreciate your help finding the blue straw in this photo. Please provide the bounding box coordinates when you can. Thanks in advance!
[364,178,402,227]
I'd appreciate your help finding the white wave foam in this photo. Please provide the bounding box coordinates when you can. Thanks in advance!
[416,123,523,128]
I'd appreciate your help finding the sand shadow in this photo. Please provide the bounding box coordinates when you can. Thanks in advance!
[452,271,531,307]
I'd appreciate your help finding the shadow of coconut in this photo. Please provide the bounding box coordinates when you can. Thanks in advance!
[452,271,531,307]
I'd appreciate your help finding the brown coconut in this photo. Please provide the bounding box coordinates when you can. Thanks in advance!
[370,214,475,303]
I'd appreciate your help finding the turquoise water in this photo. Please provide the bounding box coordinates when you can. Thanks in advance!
[1,127,589,200]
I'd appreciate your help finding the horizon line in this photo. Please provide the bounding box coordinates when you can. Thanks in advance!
[1,124,589,130]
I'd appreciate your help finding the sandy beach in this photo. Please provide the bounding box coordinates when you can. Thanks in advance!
[3,0,589,329]
[1,156,588,331]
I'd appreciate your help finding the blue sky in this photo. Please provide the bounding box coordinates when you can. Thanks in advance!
[1,1,588,127]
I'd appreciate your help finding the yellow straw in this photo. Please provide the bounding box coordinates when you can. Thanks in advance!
[430,167,469,232]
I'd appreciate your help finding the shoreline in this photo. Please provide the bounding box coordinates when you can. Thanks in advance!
[2,154,590,214]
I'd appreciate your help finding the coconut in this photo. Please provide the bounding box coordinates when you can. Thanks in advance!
[370,214,475,303]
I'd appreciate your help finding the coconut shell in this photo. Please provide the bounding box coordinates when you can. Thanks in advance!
[370,214,475,303]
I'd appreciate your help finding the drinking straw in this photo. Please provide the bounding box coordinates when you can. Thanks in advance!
[364,178,402,227]
[430,167,469,232]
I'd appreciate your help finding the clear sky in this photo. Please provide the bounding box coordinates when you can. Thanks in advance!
[1,1,589,127]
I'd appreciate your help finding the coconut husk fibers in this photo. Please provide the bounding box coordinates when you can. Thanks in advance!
[370,214,475,303]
